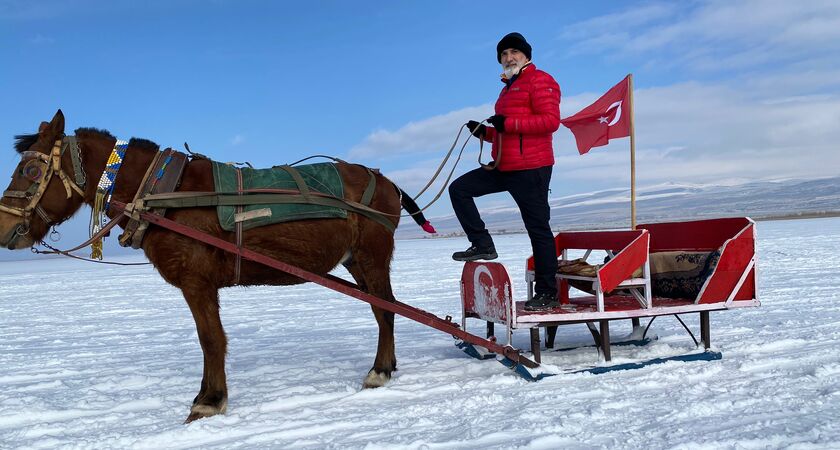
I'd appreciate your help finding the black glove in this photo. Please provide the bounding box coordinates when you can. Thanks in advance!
[467,120,487,139]
[487,114,506,133]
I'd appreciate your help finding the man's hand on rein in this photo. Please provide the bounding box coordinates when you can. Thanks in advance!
[467,120,487,139]
[487,115,506,133]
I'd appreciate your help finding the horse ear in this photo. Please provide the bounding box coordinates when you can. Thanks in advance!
[38,110,65,137]
[50,109,65,134]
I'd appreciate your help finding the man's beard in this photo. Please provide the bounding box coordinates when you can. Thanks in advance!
[503,62,523,79]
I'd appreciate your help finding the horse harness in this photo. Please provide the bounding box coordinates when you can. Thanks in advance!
[0,136,86,237]
[118,151,389,285]
[2,135,392,281]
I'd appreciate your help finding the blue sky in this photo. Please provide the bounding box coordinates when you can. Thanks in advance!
[2,0,839,251]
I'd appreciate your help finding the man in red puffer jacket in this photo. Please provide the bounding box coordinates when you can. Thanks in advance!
[450,32,561,311]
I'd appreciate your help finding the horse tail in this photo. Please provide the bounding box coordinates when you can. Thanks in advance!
[398,188,436,234]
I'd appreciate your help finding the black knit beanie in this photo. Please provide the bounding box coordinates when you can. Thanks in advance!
[496,32,532,63]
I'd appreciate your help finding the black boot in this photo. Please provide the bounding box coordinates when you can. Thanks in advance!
[452,245,498,262]
[524,292,560,311]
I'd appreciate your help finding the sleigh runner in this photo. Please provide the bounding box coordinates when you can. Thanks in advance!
[459,217,759,378]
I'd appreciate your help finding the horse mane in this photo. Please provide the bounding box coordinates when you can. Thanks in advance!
[13,133,38,154]
[74,127,160,151]
[75,127,114,139]
[14,127,161,155]
[128,137,160,151]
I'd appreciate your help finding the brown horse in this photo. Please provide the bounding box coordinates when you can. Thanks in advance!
[0,110,422,422]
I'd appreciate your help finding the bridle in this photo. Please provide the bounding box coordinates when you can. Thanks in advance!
[0,136,86,240]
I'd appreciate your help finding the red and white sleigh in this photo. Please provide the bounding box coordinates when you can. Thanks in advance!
[458,217,759,378]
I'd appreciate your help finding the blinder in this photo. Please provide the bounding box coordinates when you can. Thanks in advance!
[22,158,48,183]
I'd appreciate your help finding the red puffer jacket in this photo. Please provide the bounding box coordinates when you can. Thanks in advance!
[482,64,560,171]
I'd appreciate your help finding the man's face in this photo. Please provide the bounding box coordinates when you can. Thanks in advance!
[500,48,528,76]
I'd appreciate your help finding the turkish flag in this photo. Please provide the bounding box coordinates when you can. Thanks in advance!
[561,75,631,155]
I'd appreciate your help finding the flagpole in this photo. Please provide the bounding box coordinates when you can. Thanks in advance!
[628,73,636,230]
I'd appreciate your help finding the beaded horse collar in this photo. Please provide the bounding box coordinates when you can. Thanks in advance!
[89,139,128,259]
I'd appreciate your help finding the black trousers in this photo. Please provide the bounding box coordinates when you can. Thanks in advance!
[449,166,558,296]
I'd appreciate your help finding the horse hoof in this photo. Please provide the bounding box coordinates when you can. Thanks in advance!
[362,368,391,389]
[184,399,228,423]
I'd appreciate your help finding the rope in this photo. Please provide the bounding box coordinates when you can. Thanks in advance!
[407,124,473,214]
[33,241,151,266]
[282,123,480,220]
[35,214,124,255]
[288,154,347,166]
[31,215,151,266]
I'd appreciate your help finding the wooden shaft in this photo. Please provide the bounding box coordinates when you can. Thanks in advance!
[109,200,544,369]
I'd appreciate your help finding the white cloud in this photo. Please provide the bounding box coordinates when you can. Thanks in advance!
[542,0,840,190]
[554,82,840,188]
[348,105,493,160]
[231,134,245,146]
[559,0,840,73]
[559,3,679,45]
[351,78,840,202]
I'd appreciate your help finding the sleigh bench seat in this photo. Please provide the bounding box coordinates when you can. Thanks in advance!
[526,228,652,312]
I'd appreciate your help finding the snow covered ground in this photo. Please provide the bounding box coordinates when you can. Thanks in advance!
[1,217,839,449]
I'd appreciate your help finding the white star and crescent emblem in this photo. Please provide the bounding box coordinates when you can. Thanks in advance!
[597,100,623,126]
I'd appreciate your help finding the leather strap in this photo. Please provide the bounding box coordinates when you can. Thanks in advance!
[63,136,86,190]
[140,190,396,232]
[277,165,310,199]
[361,169,376,206]
[234,168,244,285]
[118,149,189,249]
[119,149,164,248]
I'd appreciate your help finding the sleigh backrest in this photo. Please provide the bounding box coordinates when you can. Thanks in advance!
[639,217,757,304]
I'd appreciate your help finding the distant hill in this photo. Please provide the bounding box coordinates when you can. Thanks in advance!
[3,176,838,261]
[398,176,840,239]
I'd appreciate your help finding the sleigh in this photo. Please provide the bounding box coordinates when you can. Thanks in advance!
[458,217,759,379]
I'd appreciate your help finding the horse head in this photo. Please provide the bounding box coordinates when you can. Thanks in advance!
[0,110,87,249]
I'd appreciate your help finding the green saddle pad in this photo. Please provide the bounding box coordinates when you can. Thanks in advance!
[211,162,347,231]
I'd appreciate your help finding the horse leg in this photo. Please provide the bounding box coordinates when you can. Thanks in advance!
[181,284,228,423]
[344,252,397,389]
[365,305,396,388]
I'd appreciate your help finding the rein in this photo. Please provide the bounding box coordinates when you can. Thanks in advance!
[31,215,149,266]
[34,241,150,266]
[411,121,500,214]
[291,121,495,219]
